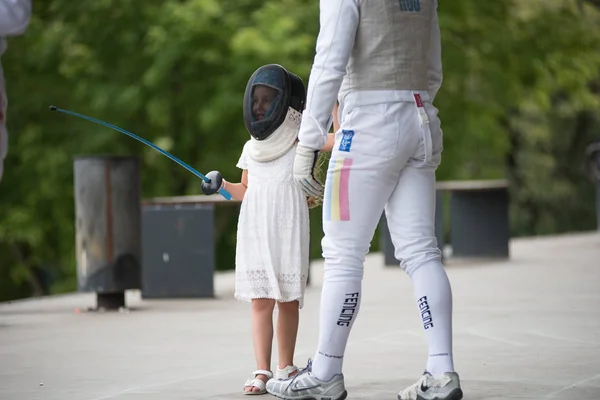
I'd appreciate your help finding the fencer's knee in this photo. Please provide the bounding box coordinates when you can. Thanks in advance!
[321,237,367,280]
[323,246,365,282]
[395,237,442,277]
[323,263,364,282]
[401,252,442,277]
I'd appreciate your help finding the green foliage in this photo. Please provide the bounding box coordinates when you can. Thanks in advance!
[1,0,599,301]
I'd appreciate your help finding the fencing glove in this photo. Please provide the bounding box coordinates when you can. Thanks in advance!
[293,144,323,197]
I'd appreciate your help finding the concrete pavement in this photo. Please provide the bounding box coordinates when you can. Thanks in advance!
[1,232,599,400]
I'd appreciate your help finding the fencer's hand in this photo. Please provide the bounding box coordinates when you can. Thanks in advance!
[201,170,223,195]
[293,144,323,197]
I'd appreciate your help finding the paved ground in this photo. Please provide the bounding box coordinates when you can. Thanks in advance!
[1,232,599,400]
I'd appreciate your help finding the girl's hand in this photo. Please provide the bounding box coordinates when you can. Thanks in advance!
[201,170,224,195]
[332,102,340,133]
[320,102,340,152]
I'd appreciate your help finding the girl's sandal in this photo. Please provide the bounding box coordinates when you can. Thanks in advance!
[275,365,299,380]
[242,370,273,395]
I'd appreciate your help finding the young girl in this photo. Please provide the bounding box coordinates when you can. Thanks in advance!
[201,64,334,395]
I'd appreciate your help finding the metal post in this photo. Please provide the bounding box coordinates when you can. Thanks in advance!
[73,156,142,310]
[380,213,396,266]
[596,181,600,231]
[585,141,600,231]
[435,189,445,263]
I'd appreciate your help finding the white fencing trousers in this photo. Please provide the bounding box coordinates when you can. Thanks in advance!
[311,91,454,382]
[322,91,443,277]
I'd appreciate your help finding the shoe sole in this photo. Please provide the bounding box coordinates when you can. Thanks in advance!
[268,390,348,400]
[412,388,463,400]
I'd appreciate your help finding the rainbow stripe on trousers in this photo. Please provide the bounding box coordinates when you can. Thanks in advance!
[324,157,353,221]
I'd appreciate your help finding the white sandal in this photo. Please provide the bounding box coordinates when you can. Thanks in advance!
[242,369,273,395]
[275,365,299,380]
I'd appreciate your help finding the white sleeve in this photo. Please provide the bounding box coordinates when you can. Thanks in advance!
[297,0,360,151]
[427,0,443,102]
[0,0,31,36]
[236,141,250,170]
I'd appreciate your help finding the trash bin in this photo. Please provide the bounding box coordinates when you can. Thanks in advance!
[73,155,142,309]
[141,203,215,298]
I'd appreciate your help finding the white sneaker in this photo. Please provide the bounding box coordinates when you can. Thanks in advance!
[266,359,347,400]
[397,371,463,400]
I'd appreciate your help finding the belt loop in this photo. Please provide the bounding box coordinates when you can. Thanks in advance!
[413,92,433,167]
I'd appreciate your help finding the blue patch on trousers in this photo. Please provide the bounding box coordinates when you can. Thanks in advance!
[339,130,355,152]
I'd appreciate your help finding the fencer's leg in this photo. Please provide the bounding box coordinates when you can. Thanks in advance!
[311,108,405,383]
[392,101,462,400]
[386,166,455,379]
[312,161,395,381]
[387,99,457,383]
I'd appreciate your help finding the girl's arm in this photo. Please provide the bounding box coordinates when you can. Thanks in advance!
[320,101,340,152]
[321,134,335,152]
[222,169,248,201]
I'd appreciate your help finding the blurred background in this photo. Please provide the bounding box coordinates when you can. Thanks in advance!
[1,0,599,302]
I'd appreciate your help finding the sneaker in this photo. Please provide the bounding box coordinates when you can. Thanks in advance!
[266,359,348,400]
[397,371,463,400]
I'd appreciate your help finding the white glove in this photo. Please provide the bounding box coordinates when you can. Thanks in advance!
[293,144,323,197]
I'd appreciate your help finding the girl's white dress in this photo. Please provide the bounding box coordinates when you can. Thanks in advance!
[234,140,310,308]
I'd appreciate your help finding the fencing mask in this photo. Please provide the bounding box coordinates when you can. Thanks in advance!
[243,64,306,162]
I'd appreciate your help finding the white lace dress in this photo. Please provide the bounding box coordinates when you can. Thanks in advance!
[234,140,310,308]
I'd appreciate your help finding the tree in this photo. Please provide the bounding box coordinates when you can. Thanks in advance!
[1,0,599,301]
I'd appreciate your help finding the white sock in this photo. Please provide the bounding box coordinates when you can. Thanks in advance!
[409,262,454,378]
[311,279,362,382]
